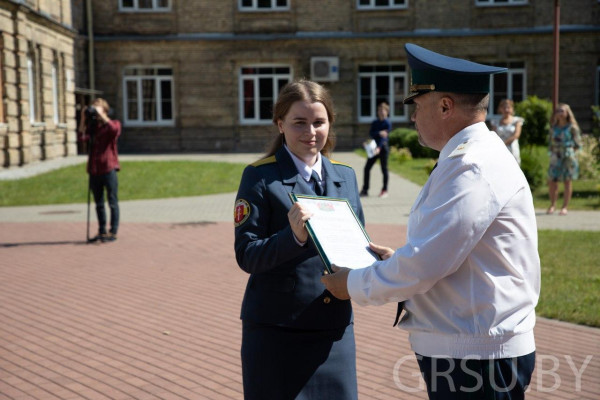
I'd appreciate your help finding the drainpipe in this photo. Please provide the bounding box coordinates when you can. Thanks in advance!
[86,0,95,100]
[552,0,560,112]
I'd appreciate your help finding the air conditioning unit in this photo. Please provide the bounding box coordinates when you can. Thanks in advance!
[310,57,339,82]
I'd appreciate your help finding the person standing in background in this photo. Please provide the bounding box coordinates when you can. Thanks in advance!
[547,103,582,216]
[79,98,122,242]
[491,99,524,165]
[360,102,391,198]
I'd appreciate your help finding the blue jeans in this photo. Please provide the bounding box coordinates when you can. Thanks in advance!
[89,169,119,235]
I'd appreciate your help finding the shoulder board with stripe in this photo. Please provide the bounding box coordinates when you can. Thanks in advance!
[250,155,276,167]
[330,159,352,168]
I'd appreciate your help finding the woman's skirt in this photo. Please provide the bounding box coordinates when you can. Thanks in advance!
[241,321,358,400]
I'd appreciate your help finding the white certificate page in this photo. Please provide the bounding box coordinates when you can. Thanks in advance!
[294,195,379,270]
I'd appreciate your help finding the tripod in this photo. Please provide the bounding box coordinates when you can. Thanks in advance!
[85,119,96,243]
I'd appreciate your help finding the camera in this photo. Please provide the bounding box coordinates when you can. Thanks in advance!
[85,105,98,120]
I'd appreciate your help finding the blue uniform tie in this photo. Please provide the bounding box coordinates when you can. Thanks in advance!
[311,170,324,196]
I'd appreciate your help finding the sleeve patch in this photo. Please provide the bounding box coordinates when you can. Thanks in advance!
[234,199,251,227]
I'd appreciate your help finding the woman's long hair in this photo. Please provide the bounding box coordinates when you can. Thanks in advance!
[551,103,580,133]
[263,79,336,159]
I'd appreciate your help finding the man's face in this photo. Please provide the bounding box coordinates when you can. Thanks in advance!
[411,93,440,150]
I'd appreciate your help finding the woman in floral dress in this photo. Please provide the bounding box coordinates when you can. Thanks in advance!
[547,103,582,216]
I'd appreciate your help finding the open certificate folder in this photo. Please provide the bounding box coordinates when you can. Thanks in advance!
[290,194,380,274]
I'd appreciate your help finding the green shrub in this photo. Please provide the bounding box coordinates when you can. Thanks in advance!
[514,96,553,147]
[578,134,600,180]
[389,146,412,163]
[591,105,600,163]
[520,148,545,191]
[388,127,439,159]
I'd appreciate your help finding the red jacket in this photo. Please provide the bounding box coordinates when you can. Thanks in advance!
[81,119,121,175]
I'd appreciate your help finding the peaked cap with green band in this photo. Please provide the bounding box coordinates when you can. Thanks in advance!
[403,43,507,104]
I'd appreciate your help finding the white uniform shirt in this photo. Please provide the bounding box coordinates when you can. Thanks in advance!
[347,122,540,359]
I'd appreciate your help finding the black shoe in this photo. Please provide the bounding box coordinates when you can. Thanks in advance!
[359,190,368,197]
[88,233,107,243]
[101,233,117,242]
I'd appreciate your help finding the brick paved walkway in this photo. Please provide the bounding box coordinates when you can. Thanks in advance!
[1,221,598,399]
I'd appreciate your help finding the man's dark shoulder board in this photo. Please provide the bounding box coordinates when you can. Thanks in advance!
[250,155,277,168]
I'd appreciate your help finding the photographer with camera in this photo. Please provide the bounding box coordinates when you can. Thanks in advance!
[78,98,122,243]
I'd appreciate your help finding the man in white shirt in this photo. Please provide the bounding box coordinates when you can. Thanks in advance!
[321,43,540,400]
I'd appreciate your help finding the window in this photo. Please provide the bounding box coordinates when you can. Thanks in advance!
[475,0,527,6]
[52,57,59,124]
[51,53,67,125]
[120,0,170,12]
[239,66,291,124]
[488,61,526,117]
[239,0,289,11]
[358,65,408,123]
[123,67,174,126]
[357,0,408,9]
[27,44,42,123]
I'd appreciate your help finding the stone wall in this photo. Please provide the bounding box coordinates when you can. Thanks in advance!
[0,0,76,168]
[84,0,600,153]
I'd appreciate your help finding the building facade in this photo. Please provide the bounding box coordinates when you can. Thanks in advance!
[79,1,600,154]
[0,0,77,168]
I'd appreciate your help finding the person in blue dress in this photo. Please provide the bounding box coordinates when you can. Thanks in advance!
[233,79,363,399]
[547,103,582,216]
[360,102,392,198]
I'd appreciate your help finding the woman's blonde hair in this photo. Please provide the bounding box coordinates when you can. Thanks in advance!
[551,103,580,133]
[263,79,336,158]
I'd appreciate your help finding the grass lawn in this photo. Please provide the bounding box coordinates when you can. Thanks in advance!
[0,160,246,206]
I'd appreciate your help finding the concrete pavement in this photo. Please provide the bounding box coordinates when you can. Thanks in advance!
[1,152,599,399]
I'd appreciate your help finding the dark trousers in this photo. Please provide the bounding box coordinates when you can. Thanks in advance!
[89,169,119,235]
[241,321,358,400]
[362,144,389,192]
[416,352,536,400]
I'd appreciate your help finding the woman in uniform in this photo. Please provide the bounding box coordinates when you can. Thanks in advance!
[233,80,363,399]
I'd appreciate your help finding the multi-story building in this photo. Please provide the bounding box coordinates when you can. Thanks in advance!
[0,0,77,168]
[76,1,600,154]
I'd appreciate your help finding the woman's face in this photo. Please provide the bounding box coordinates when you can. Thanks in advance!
[499,102,513,116]
[555,107,568,123]
[277,100,329,166]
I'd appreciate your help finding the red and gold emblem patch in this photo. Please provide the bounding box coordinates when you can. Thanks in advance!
[234,199,251,227]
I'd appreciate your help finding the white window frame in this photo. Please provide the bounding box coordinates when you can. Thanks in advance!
[475,0,527,6]
[27,53,37,124]
[488,62,527,118]
[239,0,290,12]
[357,0,408,10]
[123,66,174,127]
[119,0,171,12]
[357,65,408,124]
[239,65,292,125]
[52,59,59,124]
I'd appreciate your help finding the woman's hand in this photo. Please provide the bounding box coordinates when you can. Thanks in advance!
[287,202,313,243]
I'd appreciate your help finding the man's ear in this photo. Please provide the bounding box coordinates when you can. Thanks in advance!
[440,96,454,118]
